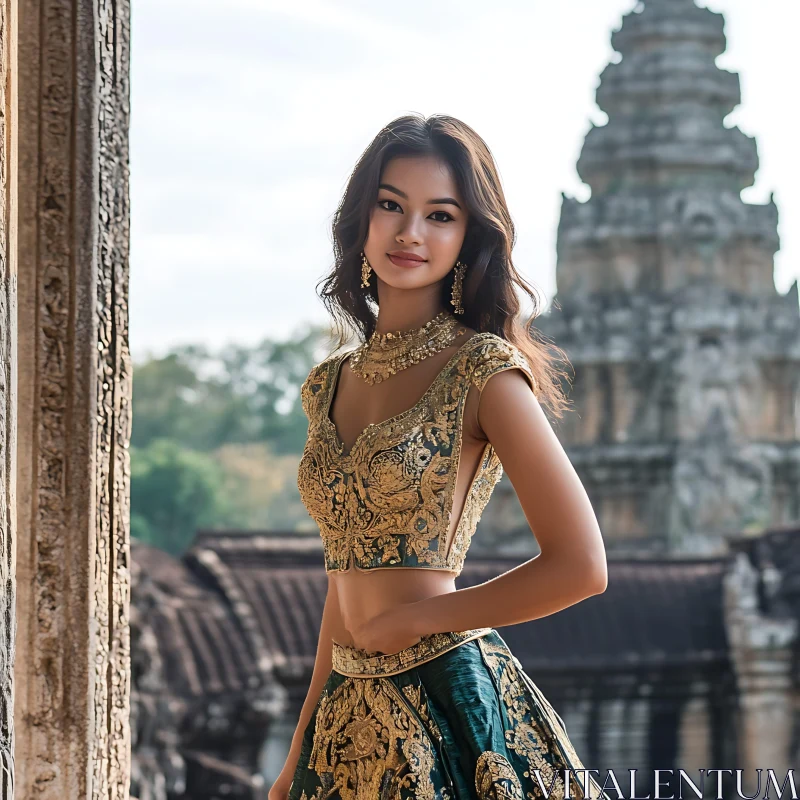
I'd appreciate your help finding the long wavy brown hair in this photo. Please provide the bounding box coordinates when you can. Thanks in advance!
[318,112,573,419]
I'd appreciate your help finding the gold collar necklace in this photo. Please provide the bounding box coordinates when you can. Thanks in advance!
[349,311,466,385]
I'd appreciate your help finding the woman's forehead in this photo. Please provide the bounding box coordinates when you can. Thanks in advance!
[380,156,461,199]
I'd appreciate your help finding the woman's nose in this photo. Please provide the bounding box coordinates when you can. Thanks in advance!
[396,214,424,244]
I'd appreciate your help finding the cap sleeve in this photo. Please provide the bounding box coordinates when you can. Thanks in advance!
[300,360,331,420]
[469,335,539,396]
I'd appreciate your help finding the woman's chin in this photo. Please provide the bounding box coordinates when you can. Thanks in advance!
[373,270,441,292]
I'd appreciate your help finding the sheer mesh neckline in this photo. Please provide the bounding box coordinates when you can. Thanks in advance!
[323,332,489,459]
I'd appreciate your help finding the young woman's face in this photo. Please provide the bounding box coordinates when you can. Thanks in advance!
[363,154,469,293]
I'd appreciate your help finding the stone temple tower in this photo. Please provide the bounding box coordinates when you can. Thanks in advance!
[520,0,800,556]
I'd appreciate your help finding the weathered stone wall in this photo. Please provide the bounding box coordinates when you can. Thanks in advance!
[13,0,132,797]
[1,1,18,796]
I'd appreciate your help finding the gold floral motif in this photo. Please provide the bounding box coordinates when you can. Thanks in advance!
[304,675,438,800]
[511,657,588,778]
[295,632,604,800]
[297,333,538,575]
[401,684,444,743]
[477,637,566,799]
[477,637,607,800]
[475,751,525,800]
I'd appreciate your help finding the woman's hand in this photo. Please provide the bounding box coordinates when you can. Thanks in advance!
[349,603,424,655]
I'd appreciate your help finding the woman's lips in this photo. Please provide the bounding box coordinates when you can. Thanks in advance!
[388,254,427,268]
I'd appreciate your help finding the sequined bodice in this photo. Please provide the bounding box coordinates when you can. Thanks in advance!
[296,332,537,575]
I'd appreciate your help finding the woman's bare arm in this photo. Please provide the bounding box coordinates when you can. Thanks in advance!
[411,368,608,634]
[277,575,340,777]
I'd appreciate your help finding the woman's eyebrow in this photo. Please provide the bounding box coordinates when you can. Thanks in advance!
[378,182,462,210]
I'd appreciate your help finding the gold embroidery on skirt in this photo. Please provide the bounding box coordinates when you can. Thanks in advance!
[303,676,438,800]
[401,683,443,743]
[477,637,578,800]
[511,657,586,774]
[475,751,525,799]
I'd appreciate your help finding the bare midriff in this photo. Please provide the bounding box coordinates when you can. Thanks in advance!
[329,566,458,651]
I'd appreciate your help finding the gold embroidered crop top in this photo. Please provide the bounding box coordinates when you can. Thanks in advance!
[296,332,538,575]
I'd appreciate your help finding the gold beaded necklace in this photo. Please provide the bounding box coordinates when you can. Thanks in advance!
[349,311,466,385]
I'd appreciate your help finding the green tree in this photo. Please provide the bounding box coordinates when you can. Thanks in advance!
[130,438,233,555]
[130,324,336,551]
[131,324,331,454]
[130,344,257,452]
[245,326,332,453]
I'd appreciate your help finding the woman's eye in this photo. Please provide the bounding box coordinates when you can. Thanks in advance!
[377,200,453,222]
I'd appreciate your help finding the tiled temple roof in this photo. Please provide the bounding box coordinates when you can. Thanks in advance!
[131,541,286,799]
[184,533,327,680]
[131,540,267,697]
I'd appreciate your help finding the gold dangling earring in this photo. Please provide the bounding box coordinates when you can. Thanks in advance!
[451,260,466,314]
[361,251,372,288]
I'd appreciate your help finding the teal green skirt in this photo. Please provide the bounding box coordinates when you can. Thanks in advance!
[288,628,606,800]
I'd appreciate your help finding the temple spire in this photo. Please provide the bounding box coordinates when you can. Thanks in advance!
[521,0,800,557]
[579,0,757,194]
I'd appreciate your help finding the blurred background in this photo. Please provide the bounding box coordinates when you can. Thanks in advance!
[125,1,800,798]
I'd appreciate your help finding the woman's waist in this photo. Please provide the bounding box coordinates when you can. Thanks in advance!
[333,572,457,644]
[332,566,457,594]
[330,575,459,652]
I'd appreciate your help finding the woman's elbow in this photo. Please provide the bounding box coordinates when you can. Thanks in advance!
[588,571,608,595]
[542,537,608,595]
[584,558,608,595]
[568,548,607,596]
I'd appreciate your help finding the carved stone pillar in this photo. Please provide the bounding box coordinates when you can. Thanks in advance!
[1,2,19,797]
[13,0,132,797]
[724,552,796,796]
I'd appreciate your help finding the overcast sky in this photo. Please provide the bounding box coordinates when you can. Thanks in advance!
[128,0,798,363]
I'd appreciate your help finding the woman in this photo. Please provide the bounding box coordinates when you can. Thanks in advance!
[270,113,609,800]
